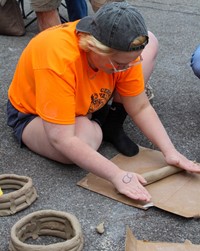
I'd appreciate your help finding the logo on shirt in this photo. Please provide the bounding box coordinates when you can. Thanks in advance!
[88,88,112,113]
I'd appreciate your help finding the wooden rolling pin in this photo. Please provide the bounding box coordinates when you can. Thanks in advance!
[141,165,183,186]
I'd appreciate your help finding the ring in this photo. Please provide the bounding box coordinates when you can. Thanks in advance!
[9,210,84,251]
[0,174,38,216]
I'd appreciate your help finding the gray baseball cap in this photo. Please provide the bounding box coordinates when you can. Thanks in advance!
[76,2,149,52]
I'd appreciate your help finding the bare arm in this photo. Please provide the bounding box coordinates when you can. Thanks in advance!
[42,120,151,202]
[121,92,200,173]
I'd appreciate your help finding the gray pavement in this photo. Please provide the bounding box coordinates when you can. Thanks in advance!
[1,0,200,250]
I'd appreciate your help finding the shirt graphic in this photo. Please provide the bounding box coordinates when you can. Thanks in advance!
[88,88,112,113]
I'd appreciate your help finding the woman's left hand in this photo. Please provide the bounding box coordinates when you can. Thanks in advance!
[165,150,200,173]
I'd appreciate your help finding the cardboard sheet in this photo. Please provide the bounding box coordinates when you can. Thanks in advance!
[77,147,200,218]
[125,227,199,251]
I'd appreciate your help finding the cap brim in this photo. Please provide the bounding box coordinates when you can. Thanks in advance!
[76,16,94,34]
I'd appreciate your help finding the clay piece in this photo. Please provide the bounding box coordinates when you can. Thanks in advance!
[0,174,38,216]
[96,222,105,234]
[141,165,182,185]
[9,210,84,251]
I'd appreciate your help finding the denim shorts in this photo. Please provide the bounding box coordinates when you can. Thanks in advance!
[7,100,37,146]
[190,44,200,79]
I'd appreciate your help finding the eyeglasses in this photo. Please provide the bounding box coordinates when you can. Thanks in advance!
[108,55,143,73]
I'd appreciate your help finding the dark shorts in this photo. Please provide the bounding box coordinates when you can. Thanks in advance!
[7,100,37,146]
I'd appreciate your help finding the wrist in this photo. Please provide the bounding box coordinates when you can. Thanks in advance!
[162,146,177,158]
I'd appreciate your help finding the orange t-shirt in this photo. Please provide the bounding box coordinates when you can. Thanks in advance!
[8,21,145,125]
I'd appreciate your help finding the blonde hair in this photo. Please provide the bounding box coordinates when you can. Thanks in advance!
[78,32,114,55]
[131,36,147,47]
[78,32,148,55]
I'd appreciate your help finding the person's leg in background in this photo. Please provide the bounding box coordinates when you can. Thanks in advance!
[142,31,159,100]
[65,0,88,21]
[191,44,200,79]
[89,0,107,12]
[30,0,62,31]
[89,0,124,12]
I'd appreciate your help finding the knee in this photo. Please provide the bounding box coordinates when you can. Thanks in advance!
[92,122,103,150]
[141,31,159,68]
[75,117,103,150]
[141,31,159,84]
[147,31,159,60]
[30,0,61,12]
[89,0,107,12]
[191,45,200,79]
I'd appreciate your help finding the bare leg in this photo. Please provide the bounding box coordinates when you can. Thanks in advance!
[90,0,106,12]
[89,0,125,12]
[142,31,159,84]
[36,9,61,31]
[22,116,102,164]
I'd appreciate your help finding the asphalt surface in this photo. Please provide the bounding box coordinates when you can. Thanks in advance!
[0,0,200,250]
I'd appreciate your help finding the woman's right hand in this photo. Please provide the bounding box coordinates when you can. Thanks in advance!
[111,170,152,202]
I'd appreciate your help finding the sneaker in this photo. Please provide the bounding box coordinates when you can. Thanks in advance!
[145,83,154,101]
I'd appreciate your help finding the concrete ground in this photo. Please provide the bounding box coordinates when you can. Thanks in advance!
[0,0,200,250]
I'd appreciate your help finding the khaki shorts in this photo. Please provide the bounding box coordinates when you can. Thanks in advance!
[30,0,62,12]
[89,0,124,12]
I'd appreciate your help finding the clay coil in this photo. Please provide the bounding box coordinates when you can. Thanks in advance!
[142,165,183,185]
[9,210,84,251]
[0,174,38,216]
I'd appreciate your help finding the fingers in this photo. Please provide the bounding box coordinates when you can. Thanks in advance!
[122,182,152,202]
[178,160,200,173]
[165,151,200,174]
[125,188,151,202]
[186,161,200,173]
[136,173,148,185]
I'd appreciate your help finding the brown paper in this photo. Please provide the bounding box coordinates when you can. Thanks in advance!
[125,227,199,251]
[77,147,200,218]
